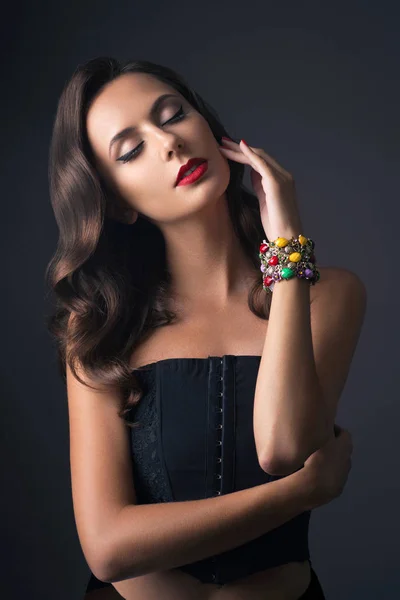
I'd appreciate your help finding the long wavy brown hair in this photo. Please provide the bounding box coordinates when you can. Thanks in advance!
[45,57,271,428]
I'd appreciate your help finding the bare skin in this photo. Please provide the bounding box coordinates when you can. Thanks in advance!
[102,276,323,600]
[84,72,325,599]
[86,71,259,304]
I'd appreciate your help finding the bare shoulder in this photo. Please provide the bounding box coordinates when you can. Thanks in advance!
[311,265,368,312]
[311,265,366,302]
[312,266,366,294]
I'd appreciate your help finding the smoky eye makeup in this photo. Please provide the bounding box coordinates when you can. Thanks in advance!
[116,103,186,163]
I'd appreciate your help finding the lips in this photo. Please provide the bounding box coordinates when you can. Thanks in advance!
[175,158,206,186]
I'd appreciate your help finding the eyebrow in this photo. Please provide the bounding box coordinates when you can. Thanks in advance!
[108,93,180,157]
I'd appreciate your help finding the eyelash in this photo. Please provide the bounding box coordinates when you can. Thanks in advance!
[118,106,186,163]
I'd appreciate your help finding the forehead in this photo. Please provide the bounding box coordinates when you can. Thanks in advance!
[86,72,180,157]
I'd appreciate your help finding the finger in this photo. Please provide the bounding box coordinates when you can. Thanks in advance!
[218,146,251,165]
[220,137,239,146]
[241,140,290,177]
[239,140,275,175]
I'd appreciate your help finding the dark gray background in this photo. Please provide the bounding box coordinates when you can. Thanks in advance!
[1,1,399,598]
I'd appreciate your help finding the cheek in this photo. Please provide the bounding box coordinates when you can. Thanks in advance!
[189,112,212,135]
[122,165,174,210]
[121,163,156,193]
[214,149,231,189]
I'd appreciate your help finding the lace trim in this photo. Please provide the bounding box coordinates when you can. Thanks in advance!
[127,369,173,504]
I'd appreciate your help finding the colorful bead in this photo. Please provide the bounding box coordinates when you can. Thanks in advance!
[263,276,274,287]
[289,252,302,262]
[259,233,320,292]
[281,267,296,279]
[299,235,308,246]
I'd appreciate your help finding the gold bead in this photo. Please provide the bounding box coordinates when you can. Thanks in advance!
[275,237,289,247]
[299,235,308,246]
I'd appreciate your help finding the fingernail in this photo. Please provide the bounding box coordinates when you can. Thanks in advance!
[222,136,233,142]
[241,139,249,146]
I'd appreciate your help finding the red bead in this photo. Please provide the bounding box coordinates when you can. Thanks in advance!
[264,276,274,287]
[259,243,269,253]
[268,255,278,266]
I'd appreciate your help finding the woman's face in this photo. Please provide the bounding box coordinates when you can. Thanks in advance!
[86,72,230,224]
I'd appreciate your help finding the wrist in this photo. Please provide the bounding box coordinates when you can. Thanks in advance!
[259,233,320,293]
[288,468,319,512]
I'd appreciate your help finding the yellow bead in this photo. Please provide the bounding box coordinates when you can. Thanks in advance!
[275,237,289,247]
[289,252,302,262]
[299,235,308,246]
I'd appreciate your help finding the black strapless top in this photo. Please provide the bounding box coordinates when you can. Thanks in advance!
[85,355,311,591]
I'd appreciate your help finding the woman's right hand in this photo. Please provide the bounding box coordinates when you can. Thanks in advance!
[303,424,354,508]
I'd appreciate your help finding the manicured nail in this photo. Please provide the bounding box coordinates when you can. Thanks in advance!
[222,136,233,142]
[241,139,249,146]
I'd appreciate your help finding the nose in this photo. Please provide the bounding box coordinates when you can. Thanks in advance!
[156,130,183,159]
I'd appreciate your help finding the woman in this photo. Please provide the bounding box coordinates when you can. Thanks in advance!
[46,57,365,599]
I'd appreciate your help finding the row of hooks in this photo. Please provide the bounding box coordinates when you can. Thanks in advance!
[214,359,224,496]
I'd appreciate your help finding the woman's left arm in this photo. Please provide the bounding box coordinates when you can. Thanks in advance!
[254,267,367,476]
[218,137,367,477]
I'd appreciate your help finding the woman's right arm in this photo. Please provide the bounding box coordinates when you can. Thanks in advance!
[105,422,353,584]
[67,349,349,586]
[104,468,313,583]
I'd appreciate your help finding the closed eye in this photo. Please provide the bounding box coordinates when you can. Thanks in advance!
[117,105,186,163]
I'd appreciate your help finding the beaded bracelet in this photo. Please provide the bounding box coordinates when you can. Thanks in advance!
[259,234,321,293]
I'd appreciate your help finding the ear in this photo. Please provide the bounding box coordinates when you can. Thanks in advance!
[106,192,138,225]
[125,209,139,224]
[114,206,139,224]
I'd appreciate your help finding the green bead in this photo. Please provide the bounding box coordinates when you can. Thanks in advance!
[281,267,295,279]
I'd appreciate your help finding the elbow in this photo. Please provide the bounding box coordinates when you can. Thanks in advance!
[259,453,305,477]
[101,558,143,584]
[258,437,305,477]
[88,542,124,584]
[80,507,143,583]
[259,431,329,477]
[92,550,125,584]
[78,528,121,583]
[93,529,142,583]
[87,541,121,584]
[87,557,113,585]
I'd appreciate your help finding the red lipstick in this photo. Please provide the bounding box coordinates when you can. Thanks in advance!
[176,158,208,186]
